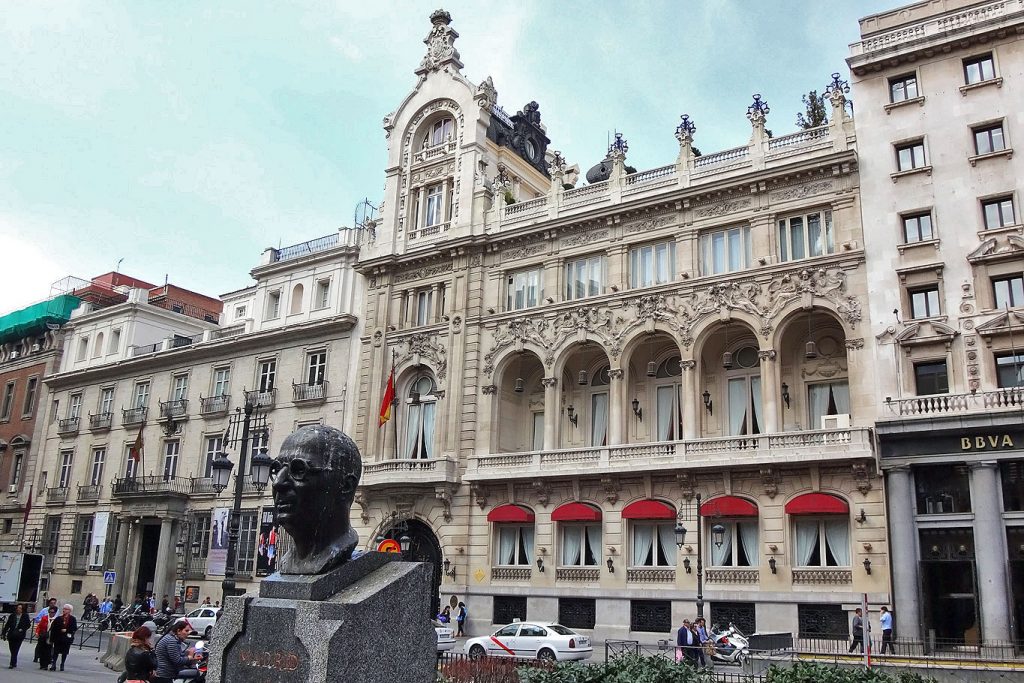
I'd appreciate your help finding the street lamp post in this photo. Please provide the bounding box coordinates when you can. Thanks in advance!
[209,400,273,606]
[674,493,726,621]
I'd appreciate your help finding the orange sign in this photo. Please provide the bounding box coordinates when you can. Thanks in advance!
[377,539,401,553]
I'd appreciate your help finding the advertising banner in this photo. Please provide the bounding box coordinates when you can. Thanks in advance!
[256,507,277,577]
[206,507,230,576]
[90,511,109,569]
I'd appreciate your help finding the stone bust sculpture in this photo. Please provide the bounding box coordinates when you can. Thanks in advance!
[271,425,361,575]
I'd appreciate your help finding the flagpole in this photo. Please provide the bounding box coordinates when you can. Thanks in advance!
[391,349,399,461]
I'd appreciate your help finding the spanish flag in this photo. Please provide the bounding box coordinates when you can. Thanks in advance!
[129,425,144,463]
[378,368,395,427]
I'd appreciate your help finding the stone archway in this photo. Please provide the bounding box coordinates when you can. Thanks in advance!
[383,518,442,617]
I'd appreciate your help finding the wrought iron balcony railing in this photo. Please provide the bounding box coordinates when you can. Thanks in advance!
[46,487,69,504]
[159,398,188,420]
[77,484,101,502]
[244,388,276,410]
[199,394,230,416]
[122,406,148,426]
[57,417,80,435]
[111,475,190,497]
[292,380,328,403]
[88,412,112,431]
[190,477,217,495]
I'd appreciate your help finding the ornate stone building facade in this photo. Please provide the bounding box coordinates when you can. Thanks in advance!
[355,10,886,638]
[851,0,1024,646]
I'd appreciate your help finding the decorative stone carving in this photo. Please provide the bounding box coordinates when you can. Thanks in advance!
[852,462,872,495]
[435,485,454,523]
[680,359,697,371]
[624,213,673,234]
[601,476,620,504]
[481,384,497,396]
[695,198,752,218]
[760,467,778,499]
[757,349,777,361]
[475,75,497,110]
[417,9,462,74]
[770,180,834,203]
[471,483,487,510]
[844,338,865,350]
[677,473,695,501]
[401,333,448,380]
[354,489,370,525]
[541,377,558,388]
[562,229,609,248]
[393,260,453,284]
[501,243,545,262]
[608,368,624,380]
[532,481,551,507]
[372,330,383,347]
[451,315,463,333]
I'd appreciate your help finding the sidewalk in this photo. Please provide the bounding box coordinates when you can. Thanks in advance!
[6,650,112,683]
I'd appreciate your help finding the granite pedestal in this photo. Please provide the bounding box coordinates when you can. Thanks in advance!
[207,552,435,683]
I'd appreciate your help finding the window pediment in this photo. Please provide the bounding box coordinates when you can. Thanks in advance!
[887,321,958,347]
[976,309,1024,342]
[967,234,1024,264]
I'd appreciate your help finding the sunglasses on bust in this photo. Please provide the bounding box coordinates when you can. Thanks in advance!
[270,457,326,481]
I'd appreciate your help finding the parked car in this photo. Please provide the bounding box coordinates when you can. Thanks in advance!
[183,607,218,639]
[465,621,592,661]
[435,622,456,652]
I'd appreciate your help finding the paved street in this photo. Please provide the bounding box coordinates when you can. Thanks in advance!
[6,649,111,683]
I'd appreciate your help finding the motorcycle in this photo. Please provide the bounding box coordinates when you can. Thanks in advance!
[707,623,750,665]
[172,639,208,683]
[153,607,177,635]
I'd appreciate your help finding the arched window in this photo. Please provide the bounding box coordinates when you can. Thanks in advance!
[405,376,437,459]
[726,345,762,436]
[290,283,304,316]
[424,117,454,148]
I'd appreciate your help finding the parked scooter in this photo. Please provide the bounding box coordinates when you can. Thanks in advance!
[707,623,750,665]
[172,640,208,683]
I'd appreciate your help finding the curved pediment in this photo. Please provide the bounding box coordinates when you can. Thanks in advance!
[892,320,958,346]
[976,309,1024,338]
[967,234,1024,263]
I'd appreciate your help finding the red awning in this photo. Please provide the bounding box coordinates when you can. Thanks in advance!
[551,502,602,522]
[487,504,535,523]
[785,493,849,516]
[701,496,758,518]
[621,499,676,520]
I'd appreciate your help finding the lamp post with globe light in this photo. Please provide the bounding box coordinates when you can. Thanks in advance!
[673,493,726,619]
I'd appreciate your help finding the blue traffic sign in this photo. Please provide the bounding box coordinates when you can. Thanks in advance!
[103,571,116,584]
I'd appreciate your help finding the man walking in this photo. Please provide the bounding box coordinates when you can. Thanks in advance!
[676,619,698,664]
[879,606,894,654]
[848,608,864,653]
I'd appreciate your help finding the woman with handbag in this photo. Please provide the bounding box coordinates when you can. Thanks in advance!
[34,604,55,670]
[1,604,31,668]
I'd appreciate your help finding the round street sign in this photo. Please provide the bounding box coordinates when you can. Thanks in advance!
[377,538,401,553]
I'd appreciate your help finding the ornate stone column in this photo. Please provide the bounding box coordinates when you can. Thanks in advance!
[758,349,779,434]
[970,461,1012,643]
[542,377,559,450]
[608,369,624,445]
[885,466,922,641]
[152,517,175,600]
[681,360,698,439]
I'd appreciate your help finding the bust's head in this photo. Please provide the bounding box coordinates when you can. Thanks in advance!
[271,425,362,572]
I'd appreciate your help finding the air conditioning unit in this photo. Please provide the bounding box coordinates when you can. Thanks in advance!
[822,413,851,429]
[31,343,41,352]
[8,350,18,359]
[7,485,18,494]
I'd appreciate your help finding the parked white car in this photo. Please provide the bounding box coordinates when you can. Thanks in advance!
[465,621,592,661]
[435,623,456,652]
[183,607,218,639]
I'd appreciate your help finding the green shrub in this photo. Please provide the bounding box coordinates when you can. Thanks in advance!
[764,662,937,683]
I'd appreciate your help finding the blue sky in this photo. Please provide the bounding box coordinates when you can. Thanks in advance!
[0,0,895,313]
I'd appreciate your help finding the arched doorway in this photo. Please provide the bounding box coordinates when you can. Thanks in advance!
[382,518,442,617]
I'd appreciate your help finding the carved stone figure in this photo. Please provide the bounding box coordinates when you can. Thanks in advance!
[271,425,361,574]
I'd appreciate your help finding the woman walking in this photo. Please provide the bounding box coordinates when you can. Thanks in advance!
[34,603,56,670]
[123,626,157,683]
[47,604,77,671]
[1,604,31,668]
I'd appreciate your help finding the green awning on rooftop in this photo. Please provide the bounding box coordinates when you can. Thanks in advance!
[0,294,82,345]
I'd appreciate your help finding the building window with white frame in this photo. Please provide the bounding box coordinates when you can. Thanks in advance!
[424,184,444,227]
[68,393,83,420]
[123,445,138,479]
[909,285,941,319]
[889,73,918,102]
[792,517,849,567]
[306,350,327,385]
[495,524,534,566]
[710,521,758,567]
[588,366,611,447]
[99,387,114,416]
[163,440,180,480]
[249,429,270,461]
[266,291,281,319]
[808,381,850,430]
[315,279,330,309]
[258,359,276,392]
[993,275,1024,310]
[560,524,601,566]
[426,117,454,148]
[22,377,37,417]
[414,289,433,326]
[0,382,14,421]
[204,435,223,478]
[405,376,437,459]
[896,140,926,172]
[963,53,996,84]
[700,226,751,276]
[213,367,231,397]
[914,360,949,395]
[632,521,676,567]
[89,448,105,487]
[133,382,150,409]
[726,347,762,436]
[996,352,1024,388]
[58,450,74,488]
[983,196,1016,229]
[973,123,1006,156]
[171,374,188,402]
[507,268,543,311]
[531,413,544,451]
[11,453,23,487]
[902,212,933,243]
[565,255,605,301]
[234,305,247,319]
[629,241,676,288]
[778,209,833,262]
[654,357,684,441]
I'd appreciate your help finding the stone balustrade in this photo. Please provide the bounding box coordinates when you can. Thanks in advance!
[885,388,1024,418]
[361,457,458,488]
[466,428,872,481]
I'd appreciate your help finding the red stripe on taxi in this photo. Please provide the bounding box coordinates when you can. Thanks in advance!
[489,636,515,656]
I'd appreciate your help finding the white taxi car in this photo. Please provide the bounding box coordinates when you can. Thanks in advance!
[465,621,592,661]
[435,623,456,652]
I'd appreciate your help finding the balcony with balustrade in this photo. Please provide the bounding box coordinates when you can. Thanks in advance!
[122,406,147,426]
[77,484,101,503]
[244,388,276,411]
[199,394,230,417]
[46,487,69,505]
[57,417,80,436]
[361,457,459,489]
[88,412,112,432]
[292,380,328,404]
[111,475,191,499]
